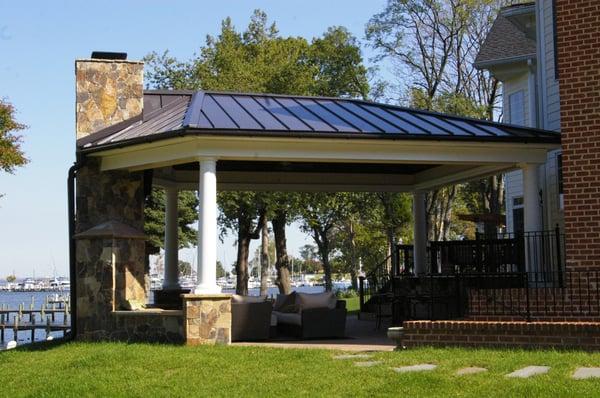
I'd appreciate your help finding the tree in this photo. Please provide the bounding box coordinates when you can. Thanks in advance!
[144,188,199,255]
[6,274,16,283]
[367,0,508,239]
[216,261,226,279]
[299,193,353,291]
[218,191,266,295]
[145,10,371,294]
[0,98,27,198]
[259,221,270,296]
[178,260,192,277]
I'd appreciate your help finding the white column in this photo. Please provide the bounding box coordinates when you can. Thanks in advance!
[162,186,180,290]
[413,191,427,275]
[523,163,542,273]
[195,159,221,294]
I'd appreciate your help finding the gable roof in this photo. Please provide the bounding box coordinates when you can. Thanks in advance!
[77,90,560,153]
[474,13,536,69]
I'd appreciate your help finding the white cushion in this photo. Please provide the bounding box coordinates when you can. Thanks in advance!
[296,292,336,310]
[231,294,267,304]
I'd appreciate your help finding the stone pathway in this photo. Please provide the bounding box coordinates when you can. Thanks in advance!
[506,366,550,378]
[333,354,373,360]
[354,361,383,367]
[572,367,600,380]
[393,364,437,373]
[456,367,488,376]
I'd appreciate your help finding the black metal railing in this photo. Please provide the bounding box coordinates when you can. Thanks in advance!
[466,270,600,321]
[389,269,600,324]
[358,255,392,313]
[401,226,565,276]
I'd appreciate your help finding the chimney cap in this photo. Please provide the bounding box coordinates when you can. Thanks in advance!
[91,51,127,60]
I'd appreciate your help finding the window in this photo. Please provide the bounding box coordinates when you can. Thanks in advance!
[512,196,524,233]
[509,91,525,126]
[557,153,564,209]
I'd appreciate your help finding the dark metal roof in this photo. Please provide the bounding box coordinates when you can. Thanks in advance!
[78,90,560,152]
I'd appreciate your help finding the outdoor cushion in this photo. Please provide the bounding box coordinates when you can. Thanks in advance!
[273,292,297,311]
[296,292,336,311]
[232,294,267,304]
[273,311,302,326]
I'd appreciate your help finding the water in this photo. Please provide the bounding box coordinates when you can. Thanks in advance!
[0,291,70,349]
[221,285,326,297]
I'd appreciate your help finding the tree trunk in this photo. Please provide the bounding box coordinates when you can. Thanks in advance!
[272,211,292,294]
[347,221,359,291]
[315,231,333,292]
[259,221,269,296]
[235,229,250,296]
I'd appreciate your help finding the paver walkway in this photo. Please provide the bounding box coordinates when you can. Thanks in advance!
[393,364,437,373]
[572,367,600,380]
[333,354,373,360]
[354,361,382,367]
[506,366,550,378]
[456,367,488,375]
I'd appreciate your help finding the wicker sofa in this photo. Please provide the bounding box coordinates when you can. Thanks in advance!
[272,291,347,339]
[231,295,273,342]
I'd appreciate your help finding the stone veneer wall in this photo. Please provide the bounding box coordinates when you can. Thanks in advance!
[111,311,184,343]
[183,294,232,345]
[75,158,148,340]
[75,59,143,139]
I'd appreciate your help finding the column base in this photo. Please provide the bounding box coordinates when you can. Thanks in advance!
[194,283,222,295]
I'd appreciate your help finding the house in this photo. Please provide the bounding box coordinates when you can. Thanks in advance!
[474,1,563,235]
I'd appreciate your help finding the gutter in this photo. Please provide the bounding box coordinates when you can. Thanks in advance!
[67,154,86,340]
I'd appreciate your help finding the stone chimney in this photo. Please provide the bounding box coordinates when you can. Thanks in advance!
[75,52,143,140]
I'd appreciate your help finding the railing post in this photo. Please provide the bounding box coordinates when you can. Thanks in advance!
[555,224,563,287]
[358,276,365,315]
[525,272,531,322]
[429,272,434,321]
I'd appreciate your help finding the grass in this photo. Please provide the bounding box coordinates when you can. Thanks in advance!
[1,341,599,397]
[342,296,360,315]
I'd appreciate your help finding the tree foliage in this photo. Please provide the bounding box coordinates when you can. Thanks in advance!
[144,188,199,255]
[0,98,28,197]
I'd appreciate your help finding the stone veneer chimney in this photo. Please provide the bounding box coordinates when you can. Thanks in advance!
[75,52,143,140]
[556,1,600,270]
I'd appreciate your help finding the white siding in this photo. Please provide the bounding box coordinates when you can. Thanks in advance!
[502,72,529,233]
[542,0,561,132]
[505,170,524,233]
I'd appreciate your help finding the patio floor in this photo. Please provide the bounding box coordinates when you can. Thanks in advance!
[232,315,396,352]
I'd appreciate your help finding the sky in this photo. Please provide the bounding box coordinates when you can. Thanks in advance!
[0,0,390,278]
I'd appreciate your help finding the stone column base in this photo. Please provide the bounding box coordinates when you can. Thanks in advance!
[182,294,232,345]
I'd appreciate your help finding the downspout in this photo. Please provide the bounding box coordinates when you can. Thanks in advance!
[67,154,86,340]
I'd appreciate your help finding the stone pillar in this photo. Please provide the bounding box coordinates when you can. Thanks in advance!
[75,57,143,139]
[413,191,428,275]
[195,159,221,294]
[182,294,232,345]
[163,186,180,290]
[74,158,147,339]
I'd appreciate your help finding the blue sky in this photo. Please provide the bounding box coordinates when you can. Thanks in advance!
[0,0,389,277]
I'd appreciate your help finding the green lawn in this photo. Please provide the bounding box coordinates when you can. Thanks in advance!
[342,296,360,315]
[1,342,599,397]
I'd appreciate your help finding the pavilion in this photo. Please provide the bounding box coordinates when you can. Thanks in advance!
[70,55,560,344]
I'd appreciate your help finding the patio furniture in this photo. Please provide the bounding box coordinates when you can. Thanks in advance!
[231,295,272,342]
[273,292,347,339]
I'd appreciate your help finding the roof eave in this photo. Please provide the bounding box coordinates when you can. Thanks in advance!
[474,54,536,71]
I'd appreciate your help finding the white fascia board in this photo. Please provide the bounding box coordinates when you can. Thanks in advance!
[93,135,558,172]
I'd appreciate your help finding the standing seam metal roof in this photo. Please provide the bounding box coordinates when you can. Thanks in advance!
[77,90,560,151]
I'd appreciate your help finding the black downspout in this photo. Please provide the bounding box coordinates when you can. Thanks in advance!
[68,156,85,340]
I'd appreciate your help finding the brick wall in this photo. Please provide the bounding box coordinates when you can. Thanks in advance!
[402,320,600,350]
[556,0,600,270]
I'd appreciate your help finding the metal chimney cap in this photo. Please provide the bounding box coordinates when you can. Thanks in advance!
[90,51,127,60]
